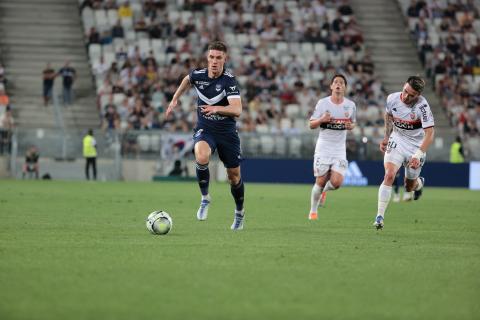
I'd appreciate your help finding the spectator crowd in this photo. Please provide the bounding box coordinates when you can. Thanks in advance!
[79,0,388,152]
[404,0,480,142]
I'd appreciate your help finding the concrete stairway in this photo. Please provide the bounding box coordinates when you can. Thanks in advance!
[350,0,453,135]
[0,0,99,129]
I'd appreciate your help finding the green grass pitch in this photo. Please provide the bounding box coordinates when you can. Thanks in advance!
[0,180,479,320]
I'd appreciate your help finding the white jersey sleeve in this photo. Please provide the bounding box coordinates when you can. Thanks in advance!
[310,99,324,121]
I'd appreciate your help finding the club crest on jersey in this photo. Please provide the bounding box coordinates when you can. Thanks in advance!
[345,112,349,117]
[410,113,416,120]
[215,84,222,92]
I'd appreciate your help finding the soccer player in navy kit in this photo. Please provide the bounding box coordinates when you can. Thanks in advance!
[166,41,245,230]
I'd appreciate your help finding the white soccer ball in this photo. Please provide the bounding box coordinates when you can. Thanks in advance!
[146,211,173,235]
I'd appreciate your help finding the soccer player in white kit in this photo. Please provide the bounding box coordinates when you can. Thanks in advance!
[308,74,356,220]
[373,76,435,230]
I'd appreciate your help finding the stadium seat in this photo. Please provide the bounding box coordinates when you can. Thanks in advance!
[246,136,260,154]
[288,136,302,157]
[260,135,275,155]
[285,104,300,118]
[293,118,307,132]
[137,134,151,152]
[280,118,292,132]
[275,136,287,156]
[138,39,151,56]
[88,44,102,62]
[150,135,160,152]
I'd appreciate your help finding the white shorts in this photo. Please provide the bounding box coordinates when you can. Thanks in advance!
[313,155,348,177]
[384,137,425,179]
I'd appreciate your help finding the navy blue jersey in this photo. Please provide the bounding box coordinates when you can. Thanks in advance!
[189,68,241,133]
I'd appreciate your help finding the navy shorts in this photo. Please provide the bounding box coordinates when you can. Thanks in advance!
[193,128,242,168]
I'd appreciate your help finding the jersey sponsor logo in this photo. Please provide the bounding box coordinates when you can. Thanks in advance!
[193,69,207,74]
[344,161,368,186]
[319,119,350,130]
[419,104,428,122]
[393,118,422,130]
[202,113,226,121]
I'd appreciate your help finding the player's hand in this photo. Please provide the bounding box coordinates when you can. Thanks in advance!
[319,111,331,124]
[166,100,177,118]
[379,139,388,153]
[200,105,218,116]
[408,157,420,169]
[345,121,355,130]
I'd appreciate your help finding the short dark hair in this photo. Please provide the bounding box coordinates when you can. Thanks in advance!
[407,76,425,93]
[331,74,347,86]
[207,41,228,53]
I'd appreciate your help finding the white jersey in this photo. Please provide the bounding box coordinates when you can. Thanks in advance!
[310,96,356,159]
[386,92,434,153]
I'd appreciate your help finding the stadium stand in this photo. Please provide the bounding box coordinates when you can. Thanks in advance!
[397,0,480,159]
[0,0,98,129]
[79,0,390,158]
[0,58,14,155]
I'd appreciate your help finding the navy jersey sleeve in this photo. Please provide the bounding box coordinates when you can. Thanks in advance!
[224,74,240,99]
[188,69,195,85]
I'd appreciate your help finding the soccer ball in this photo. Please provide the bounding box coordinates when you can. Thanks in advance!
[146,211,173,235]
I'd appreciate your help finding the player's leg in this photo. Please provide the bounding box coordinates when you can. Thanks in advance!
[194,140,212,220]
[323,159,347,192]
[309,174,329,220]
[374,161,400,230]
[316,159,347,211]
[402,171,414,201]
[227,166,245,230]
[309,155,334,220]
[217,132,244,230]
[404,163,424,200]
[392,171,401,202]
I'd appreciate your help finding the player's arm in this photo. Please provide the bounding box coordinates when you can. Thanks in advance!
[201,97,242,117]
[408,126,435,169]
[166,75,191,117]
[309,111,331,129]
[380,112,393,152]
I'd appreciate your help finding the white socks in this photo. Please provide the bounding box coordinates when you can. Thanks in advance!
[323,180,336,192]
[377,184,392,218]
[310,184,322,213]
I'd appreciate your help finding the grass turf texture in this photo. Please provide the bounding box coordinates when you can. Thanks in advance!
[0,180,479,320]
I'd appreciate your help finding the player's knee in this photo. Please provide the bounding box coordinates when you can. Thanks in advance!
[330,178,343,189]
[195,154,209,165]
[384,171,396,183]
[227,172,240,185]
